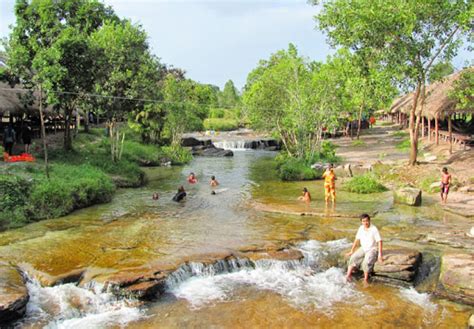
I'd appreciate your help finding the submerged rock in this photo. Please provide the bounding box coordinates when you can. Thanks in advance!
[436,253,474,306]
[393,187,422,206]
[0,263,29,323]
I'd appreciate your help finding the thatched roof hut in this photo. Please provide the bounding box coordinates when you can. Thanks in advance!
[0,82,54,117]
[389,68,473,119]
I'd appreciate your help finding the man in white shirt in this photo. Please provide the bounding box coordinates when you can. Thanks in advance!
[345,213,383,285]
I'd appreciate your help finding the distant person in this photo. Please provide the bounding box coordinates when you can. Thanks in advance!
[369,116,376,128]
[298,187,311,204]
[3,124,16,156]
[322,164,336,205]
[22,124,32,154]
[187,172,198,184]
[210,175,219,187]
[172,186,187,202]
[346,214,383,285]
[440,167,452,204]
[152,192,159,200]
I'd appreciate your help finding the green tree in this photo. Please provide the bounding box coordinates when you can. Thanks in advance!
[7,0,116,150]
[219,79,240,108]
[449,68,473,111]
[428,61,455,83]
[313,0,472,165]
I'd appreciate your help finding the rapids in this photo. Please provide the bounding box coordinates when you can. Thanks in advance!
[1,150,472,328]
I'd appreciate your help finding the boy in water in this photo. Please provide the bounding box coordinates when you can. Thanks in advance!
[346,214,383,285]
[210,175,219,187]
[298,187,311,204]
[172,186,186,202]
[440,167,452,204]
[322,164,336,205]
[187,172,198,184]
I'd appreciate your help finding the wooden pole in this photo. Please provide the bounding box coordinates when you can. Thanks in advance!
[428,118,431,142]
[39,84,49,178]
[448,115,453,154]
[421,116,425,138]
[435,115,439,145]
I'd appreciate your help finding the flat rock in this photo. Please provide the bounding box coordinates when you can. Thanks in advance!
[436,253,474,306]
[373,249,422,284]
[192,146,233,157]
[393,187,422,206]
[0,263,29,323]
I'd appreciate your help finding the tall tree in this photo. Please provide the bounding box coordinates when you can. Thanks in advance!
[313,0,472,165]
[428,61,455,83]
[219,80,240,108]
[7,0,116,150]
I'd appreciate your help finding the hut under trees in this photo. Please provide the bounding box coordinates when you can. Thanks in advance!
[389,68,473,153]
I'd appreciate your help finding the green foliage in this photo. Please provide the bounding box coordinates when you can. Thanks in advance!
[343,174,387,194]
[209,108,226,119]
[449,69,473,111]
[276,157,320,181]
[159,146,193,165]
[0,176,31,229]
[419,175,439,193]
[218,80,240,108]
[428,62,455,83]
[203,118,239,131]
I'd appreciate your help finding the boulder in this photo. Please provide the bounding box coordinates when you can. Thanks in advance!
[372,249,422,285]
[460,185,474,193]
[191,145,233,157]
[436,253,474,306]
[0,263,29,323]
[351,164,373,176]
[333,164,352,178]
[181,137,204,147]
[393,187,422,206]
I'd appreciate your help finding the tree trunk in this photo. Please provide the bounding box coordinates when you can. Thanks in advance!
[38,85,49,178]
[356,106,363,139]
[64,110,73,151]
[84,111,90,133]
[409,82,422,166]
[428,118,431,142]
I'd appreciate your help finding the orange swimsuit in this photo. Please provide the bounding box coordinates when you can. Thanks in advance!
[323,169,336,202]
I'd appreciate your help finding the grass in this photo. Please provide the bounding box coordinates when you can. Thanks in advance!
[351,140,366,147]
[392,130,409,138]
[395,138,412,151]
[1,127,192,230]
[342,173,387,194]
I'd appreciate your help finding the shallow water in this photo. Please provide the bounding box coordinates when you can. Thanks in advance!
[2,150,472,328]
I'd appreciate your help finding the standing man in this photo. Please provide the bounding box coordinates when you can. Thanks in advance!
[346,213,383,285]
[322,164,336,205]
[440,167,451,204]
[3,124,16,156]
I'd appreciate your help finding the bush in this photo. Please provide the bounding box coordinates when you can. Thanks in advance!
[209,108,226,119]
[203,118,239,131]
[278,157,319,181]
[160,146,193,165]
[0,176,32,229]
[343,174,387,194]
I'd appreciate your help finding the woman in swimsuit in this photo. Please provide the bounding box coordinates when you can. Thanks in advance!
[440,167,451,204]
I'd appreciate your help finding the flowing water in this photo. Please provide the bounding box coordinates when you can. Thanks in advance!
[1,150,472,328]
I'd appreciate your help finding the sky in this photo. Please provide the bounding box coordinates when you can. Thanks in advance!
[0,0,472,91]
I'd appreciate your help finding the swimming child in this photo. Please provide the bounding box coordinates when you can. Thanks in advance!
[298,187,311,203]
[152,193,159,200]
[440,167,451,204]
[210,175,219,187]
[172,186,187,202]
[322,164,336,205]
[188,172,198,184]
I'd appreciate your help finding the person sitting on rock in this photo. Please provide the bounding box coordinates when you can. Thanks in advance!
[187,172,198,184]
[210,175,219,187]
[298,187,311,204]
[172,186,187,202]
[345,213,383,285]
[440,167,451,204]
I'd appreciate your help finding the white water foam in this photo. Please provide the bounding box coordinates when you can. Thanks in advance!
[168,239,361,314]
[213,140,249,151]
[399,287,437,313]
[20,277,143,328]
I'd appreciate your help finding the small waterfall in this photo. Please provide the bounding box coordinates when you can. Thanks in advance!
[17,274,143,328]
[166,239,359,312]
[213,140,249,150]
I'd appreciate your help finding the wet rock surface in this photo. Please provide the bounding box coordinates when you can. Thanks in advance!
[0,262,29,323]
[372,249,422,286]
[436,253,474,306]
[393,187,422,206]
[191,144,234,157]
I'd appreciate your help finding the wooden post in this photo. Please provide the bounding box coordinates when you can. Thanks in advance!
[435,115,439,145]
[448,115,452,154]
[428,118,431,142]
[421,116,425,138]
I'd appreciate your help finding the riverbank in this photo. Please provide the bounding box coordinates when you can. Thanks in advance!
[0,128,191,230]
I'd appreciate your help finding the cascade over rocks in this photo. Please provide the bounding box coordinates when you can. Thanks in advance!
[0,262,29,323]
[393,187,422,206]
